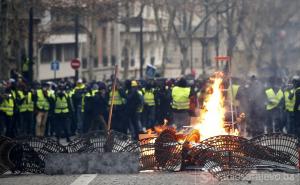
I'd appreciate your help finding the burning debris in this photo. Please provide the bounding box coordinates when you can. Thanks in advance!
[193,72,239,141]
[137,72,299,180]
[143,72,240,143]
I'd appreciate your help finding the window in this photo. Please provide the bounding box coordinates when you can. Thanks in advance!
[63,44,75,62]
[131,48,135,58]
[150,57,155,65]
[94,57,99,68]
[102,27,107,45]
[111,55,116,66]
[111,28,114,54]
[121,60,125,68]
[103,56,108,67]
[55,45,62,61]
[131,59,135,67]
[82,58,87,69]
[41,45,53,63]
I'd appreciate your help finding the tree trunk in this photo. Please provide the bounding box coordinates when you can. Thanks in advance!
[122,42,129,79]
[180,46,188,75]
[161,42,169,77]
[88,17,97,81]
[0,0,10,79]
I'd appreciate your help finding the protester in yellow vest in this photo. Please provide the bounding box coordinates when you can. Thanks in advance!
[53,83,71,142]
[264,77,284,133]
[106,81,126,134]
[71,79,86,134]
[228,84,240,107]
[0,90,15,138]
[18,85,34,136]
[125,80,143,140]
[283,80,296,135]
[171,77,191,129]
[142,82,156,130]
[33,83,53,137]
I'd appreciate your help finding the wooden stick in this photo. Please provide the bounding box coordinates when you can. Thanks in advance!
[107,65,118,132]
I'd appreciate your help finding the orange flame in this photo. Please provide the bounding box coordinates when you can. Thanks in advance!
[146,129,153,135]
[194,72,238,141]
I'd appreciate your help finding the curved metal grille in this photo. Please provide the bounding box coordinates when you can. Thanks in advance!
[139,137,158,171]
[0,132,299,181]
[15,137,67,173]
[0,136,17,175]
[250,133,299,166]
[191,135,254,180]
[154,129,182,171]
[139,129,183,171]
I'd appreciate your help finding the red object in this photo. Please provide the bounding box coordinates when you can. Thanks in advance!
[215,56,231,61]
[71,59,81,70]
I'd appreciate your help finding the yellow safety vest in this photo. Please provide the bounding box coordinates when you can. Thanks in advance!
[228,84,240,106]
[109,90,124,106]
[284,90,295,112]
[11,90,17,100]
[71,84,85,97]
[296,87,300,111]
[0,97,14,116]
[81,91,97,112]
[92,90,98,95]
[36,89,50,111]
[22,58,30,72]
[54,95,69,114]
[19,92,34,112]
[265,88,284,110]
[69,89,75,97]
[171,86,191,110]
[143,89,155,106]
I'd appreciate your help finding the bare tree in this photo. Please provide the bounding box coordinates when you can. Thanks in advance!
[150,0,176,76]
[166,0,226,75]
[0,0,32,79]
[240,0,300,76]
[214,0,247,73]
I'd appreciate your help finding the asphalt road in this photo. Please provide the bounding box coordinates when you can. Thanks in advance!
[0,171,299,185]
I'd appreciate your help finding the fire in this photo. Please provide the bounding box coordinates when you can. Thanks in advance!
[194,72,238,141]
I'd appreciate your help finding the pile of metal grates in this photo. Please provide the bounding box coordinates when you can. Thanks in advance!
[0,131,299,181]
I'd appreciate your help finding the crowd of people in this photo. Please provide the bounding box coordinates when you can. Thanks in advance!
[0,74,299,142]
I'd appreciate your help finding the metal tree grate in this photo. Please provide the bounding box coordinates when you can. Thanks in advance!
[0,136,18,175]
[154,128,183,171]
[15,137,67,173]
[0,132,299,180]
[193,135,254,180]
[250,133,299,167]
[139,137,158,171]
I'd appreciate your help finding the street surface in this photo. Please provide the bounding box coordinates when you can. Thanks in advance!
[0,171,299,185]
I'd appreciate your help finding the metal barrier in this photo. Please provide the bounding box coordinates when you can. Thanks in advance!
[0,133,299,181]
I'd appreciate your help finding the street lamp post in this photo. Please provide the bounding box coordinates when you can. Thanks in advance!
[74,14,79,81]
[139,16,144,79]
[28,7,34,82]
